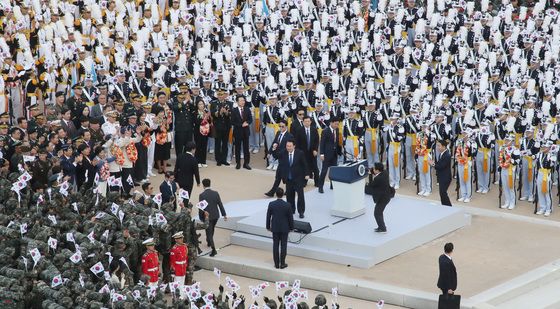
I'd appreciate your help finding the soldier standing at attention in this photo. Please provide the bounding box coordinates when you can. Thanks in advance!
[141,238,159,287]
[170,232,188,298]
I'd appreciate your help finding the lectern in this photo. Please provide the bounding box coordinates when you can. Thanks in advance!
[328,160,368,218]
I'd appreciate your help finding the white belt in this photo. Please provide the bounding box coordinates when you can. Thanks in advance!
[174,261,186,265]
[148,267,158,271]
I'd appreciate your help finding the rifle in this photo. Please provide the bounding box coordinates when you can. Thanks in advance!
[533,167,538,214]
[455,161,460,201]
[498,167,502,208]
[402,138,407,178]
[473,153,478,193]
[263,127,269,166]
[518,157,523,201]
[415,154,419,194]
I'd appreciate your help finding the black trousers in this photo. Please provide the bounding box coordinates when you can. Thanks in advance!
[318,156,338,189]
[439,180,452,206]
[162,252,171,283]
[234,128,250,164]
[214,127,230,164]
[133,144,148,181]
[304,152,319,184]
[175,130,193,156]
[194,131,208,164]
[267,169,282,193]
[374,197,389,230]
[206,219,218,250]
[286,179,305,215]
[272,232,288,267]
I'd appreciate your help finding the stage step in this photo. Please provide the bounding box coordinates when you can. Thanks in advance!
[231,232,372,268]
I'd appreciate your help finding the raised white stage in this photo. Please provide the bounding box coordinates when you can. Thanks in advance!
[217,189,471,268]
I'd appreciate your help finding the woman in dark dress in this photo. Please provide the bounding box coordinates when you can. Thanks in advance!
[194,99,211,167]
[152,92,173,174]
[133,111,150,182]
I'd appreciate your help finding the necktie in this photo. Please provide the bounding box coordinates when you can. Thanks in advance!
[239,107,243,120]
[289,153,293,166]
[306,128,310,149]
[332,128,335,143]
[279,133,284,144]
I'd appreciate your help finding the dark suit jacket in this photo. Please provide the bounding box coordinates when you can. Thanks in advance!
[273,149,309,186]
[437,254,457,291]
[76,157,95,188]
[199,188,226,221]
[290,118,304,134]
[174,152,200,188]
[138,194,154,206]
[269,130,294,153]
[369,170,391,203]
[61,119,79,139]
[60,156,76,179]
[266,199,294,233]
[435,149,452,184]
[231,106,253,136]
[159,181,178,204]
[320,126,342,160]
[295,126,319,154]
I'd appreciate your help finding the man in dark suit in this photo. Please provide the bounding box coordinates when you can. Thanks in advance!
[61,108,79,139]
[198,178,227,257]
[318,118,342,193]
[273,140,309,218]
[232,95,253,170]
[174,141,200,196]
[159,172,178,204]
[437,242,457,295]
[75,143,95,190]
[290,109,305,134]
[295,116,320,186]
[431,140,453,206]
[264,120,294,197]
[60,145,78,186]
[368,162,393,233]
[266,188,294,269]
[138,182,155,206]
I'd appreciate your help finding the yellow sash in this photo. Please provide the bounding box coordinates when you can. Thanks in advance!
[423,154,429,174]
[367,128,377,154]
[254,107,260,132]
[338,126,344,146]
[525,156,533,181]
[540,168,550,193]
[327,99,333,110]
[318,128,323,141]
[515,133,522,148]
[407,133,417,153]
[463,160,470,183]
[350,136,359,158]
[481,148,490,173]
[390,142,400,168]
[287,118,293,133]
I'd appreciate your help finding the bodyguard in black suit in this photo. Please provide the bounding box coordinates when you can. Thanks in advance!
[160,172,178,204]
[231,95,253,170]
[174,142,201,197]
[318,118,342,193]
[368,163,393,233]
[266,188,294,269]
[295,116,320,185]
[273,140,309,218]
[264,121,294,197]
[431,140,453,206]
[437,242,457,295]
[198,178,227,257]
[75,143,95,190]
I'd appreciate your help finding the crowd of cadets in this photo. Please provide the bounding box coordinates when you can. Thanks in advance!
[1,0,560,306]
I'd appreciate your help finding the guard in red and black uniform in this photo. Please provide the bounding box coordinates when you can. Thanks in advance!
[169,231,188,288]
[141,238,159,286]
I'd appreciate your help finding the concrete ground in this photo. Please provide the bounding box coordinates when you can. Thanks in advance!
[146,149,560,307]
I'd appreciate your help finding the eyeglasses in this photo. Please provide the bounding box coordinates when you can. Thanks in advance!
[279,125,286,128]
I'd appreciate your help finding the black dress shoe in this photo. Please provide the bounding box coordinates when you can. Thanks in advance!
[264,191,274,197]
[243,165,252,170]
[217,162,222,166]
[318,188,324,193]
[299,214,304,219]
[223,162,230,166]
[209,250,217,257]
[280,264,288,269]
[275,265,280,269]
[374,228,387,233]
[236,163,241,169]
